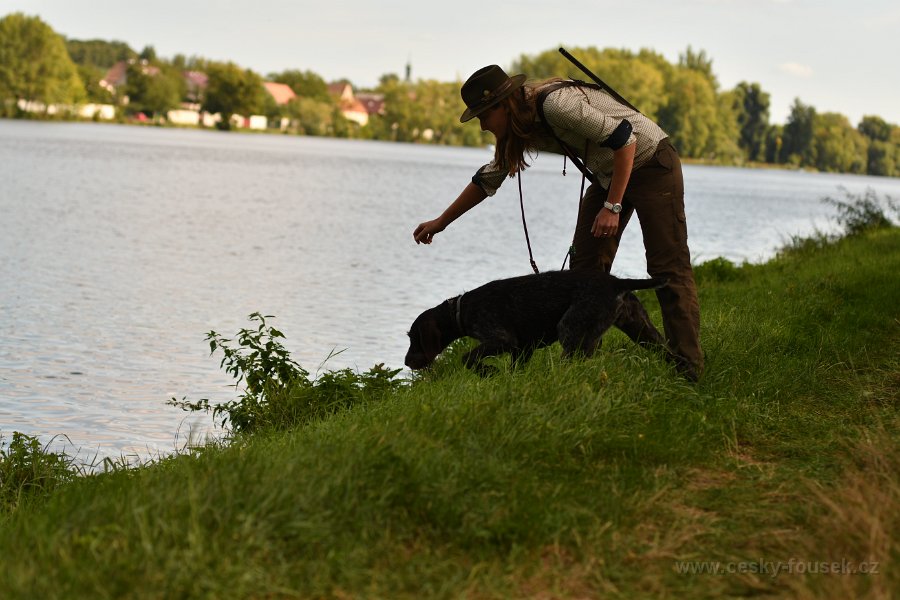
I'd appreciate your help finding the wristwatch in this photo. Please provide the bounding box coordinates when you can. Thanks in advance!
[603,201,623,214]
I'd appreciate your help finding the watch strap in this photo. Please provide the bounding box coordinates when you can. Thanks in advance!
[603,201,622,213]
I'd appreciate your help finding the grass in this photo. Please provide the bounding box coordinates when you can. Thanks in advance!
[1,223,898,598]
[0,432,83,513]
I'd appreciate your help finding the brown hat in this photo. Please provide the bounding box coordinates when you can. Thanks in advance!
[459,65,527,123]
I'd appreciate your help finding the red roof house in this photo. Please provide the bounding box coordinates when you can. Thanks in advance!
[263,82,297,105]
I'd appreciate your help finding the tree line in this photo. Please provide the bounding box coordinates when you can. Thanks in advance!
[512,47,900,177]
[1,12,898,177]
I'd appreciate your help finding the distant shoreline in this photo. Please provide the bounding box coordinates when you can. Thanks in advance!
[3,114,883,179]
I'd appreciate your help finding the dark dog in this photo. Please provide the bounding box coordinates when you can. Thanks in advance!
[405,270,667,374]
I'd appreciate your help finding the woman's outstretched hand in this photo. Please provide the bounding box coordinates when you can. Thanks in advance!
[414,219,444,244]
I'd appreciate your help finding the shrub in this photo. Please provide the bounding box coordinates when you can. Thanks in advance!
[170,313,405,435]
[780,187,897,257]
[693,256,745,284]
[0,432,80,513]
[823,186,898,236]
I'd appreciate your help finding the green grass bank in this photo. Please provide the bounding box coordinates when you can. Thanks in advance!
[1,225,898,599]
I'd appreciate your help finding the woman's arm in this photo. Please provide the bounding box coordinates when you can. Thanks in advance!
[591,142,635,238]
[413,181,488,244]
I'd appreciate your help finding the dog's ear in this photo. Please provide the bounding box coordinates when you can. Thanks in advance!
[418,315,444,362]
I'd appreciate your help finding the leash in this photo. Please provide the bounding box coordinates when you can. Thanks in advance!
[517,143,590,274]
[561,141,590,270]
[518,48,633,275]
[517,170,540,274]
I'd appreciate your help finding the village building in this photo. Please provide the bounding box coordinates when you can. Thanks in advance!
[77,63,389,131]
[99,59,161,98]
[355,93,385,117]
[262,82,296,106]
[328,82,370,127]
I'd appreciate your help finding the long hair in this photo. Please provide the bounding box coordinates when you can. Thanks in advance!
[493,78,565,176]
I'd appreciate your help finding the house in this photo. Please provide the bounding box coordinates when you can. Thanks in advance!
[327,82,354,103]
[341,99,369,127]
[234,114,268,130]
[327,81,372,126]
[183,71,208,103]
[99,60,160,96]
[99,61,128,94]
[355,93,385,116]
[101,62,209,126]
[16,99,115,120]
[167,109,201,126]
[77,103,116,120]
[263,82,296,106]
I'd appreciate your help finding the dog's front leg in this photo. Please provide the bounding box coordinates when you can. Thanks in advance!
[463,341,513,377]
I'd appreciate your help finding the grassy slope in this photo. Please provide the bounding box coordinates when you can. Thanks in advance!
[1,229,898,599]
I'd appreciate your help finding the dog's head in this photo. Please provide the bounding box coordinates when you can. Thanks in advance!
[404,302,458,370]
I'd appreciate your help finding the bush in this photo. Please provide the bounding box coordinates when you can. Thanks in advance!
[693,257,746,284]
[0,432,80,513]
[779,187,898,258]
[823,186,899,236]
[170,313,405,435]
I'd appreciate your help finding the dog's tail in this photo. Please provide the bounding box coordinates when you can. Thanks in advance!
[615,277,668,293]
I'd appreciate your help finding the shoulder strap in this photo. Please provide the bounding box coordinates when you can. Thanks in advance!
[535,79,600,113]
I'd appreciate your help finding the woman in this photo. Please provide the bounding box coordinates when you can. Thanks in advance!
[413,64,702,380]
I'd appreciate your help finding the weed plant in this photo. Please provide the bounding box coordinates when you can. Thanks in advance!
[169,312,404,434]
[824,186,898,235]
[0,433,81,514]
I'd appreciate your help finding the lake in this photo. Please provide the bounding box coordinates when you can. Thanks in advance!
[2,119,899,462]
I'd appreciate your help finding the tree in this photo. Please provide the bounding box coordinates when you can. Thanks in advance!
[270,69,330,103]
[810,112,868,174]
[763,124,783,164]
[866,140,897,177]
[368,76,483,146]
[371,76,415,142]
[287,97,335,135]
[510,46,668,119]
[780,99,817,165]
[857,115,896,176]
[125,61,182,119]
[731,82,771,162]
[77,64,113,103]
[407,79,467,145]
[657,68,718,158]
[330,106,353,138]
[858,115,892,142]
[679,46,718,88]
[706,91,743,163]
[139,45,157,62]
[0,13,84,108]
[670,46,746,162]
[378,73,400,87]
[659,46,748,162]
[65,38,136,68]
[202,61,265,128]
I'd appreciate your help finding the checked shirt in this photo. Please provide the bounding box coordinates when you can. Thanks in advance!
[472,83,669,194]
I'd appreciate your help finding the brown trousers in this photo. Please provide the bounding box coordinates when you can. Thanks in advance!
[569,138,703,372]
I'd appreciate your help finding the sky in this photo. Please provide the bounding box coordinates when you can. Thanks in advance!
[3,0,899,125]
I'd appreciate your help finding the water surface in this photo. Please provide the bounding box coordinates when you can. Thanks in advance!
[2,120,899,460]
